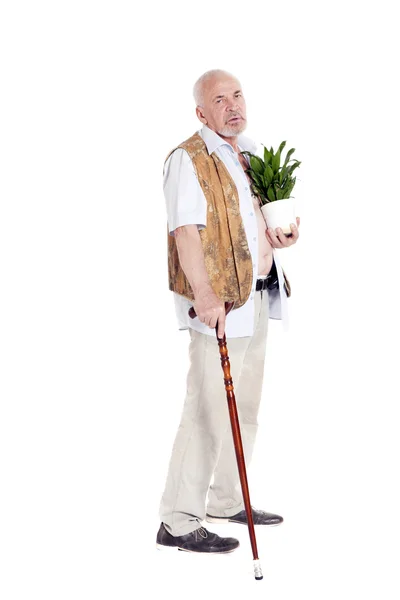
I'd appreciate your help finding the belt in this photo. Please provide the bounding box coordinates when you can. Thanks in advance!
[255,260,279,292]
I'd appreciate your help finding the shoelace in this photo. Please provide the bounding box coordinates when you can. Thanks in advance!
[193,527,208,541]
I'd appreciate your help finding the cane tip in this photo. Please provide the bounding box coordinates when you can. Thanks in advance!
[253,559,263,580]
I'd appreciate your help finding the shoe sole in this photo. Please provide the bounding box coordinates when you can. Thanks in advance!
[205,516,283,526]
[156,543,239,554]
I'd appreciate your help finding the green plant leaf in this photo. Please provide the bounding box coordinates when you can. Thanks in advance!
[264,164,274,185]
[263,146,272,165]
[252,171,264,187]
[276,188,284,200]
[286,178,296,197]
[280,165,289,182]
[282,178,291,197]
[288,161,301,175]
[277,141,286,155]
[250,155,264,174]
[251,182,264,196]
[283,148,295,167]
[272,150,281,173]
[267,187,276,202]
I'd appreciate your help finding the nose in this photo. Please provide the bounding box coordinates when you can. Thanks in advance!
[226,98,239,111]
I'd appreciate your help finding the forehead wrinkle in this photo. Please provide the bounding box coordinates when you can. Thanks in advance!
[212,88,243,102]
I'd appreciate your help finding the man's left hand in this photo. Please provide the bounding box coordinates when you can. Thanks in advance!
[266,217,300,248]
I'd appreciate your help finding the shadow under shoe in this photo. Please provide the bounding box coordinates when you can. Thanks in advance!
[156,523,239,553]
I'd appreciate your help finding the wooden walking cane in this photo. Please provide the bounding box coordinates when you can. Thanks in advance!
[189,302,263,581]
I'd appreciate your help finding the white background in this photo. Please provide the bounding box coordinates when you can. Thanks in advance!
[1,1,399,598]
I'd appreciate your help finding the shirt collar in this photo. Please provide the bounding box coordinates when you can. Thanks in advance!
[200,125,257,156]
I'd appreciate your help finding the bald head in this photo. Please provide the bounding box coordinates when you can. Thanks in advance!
[193,69,247,139]
[193,69,239,106]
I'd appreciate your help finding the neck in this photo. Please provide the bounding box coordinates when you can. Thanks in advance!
[218,133,239,153]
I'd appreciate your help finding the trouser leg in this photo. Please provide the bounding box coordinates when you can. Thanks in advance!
[206,289,269,517]
[158,320,252,536]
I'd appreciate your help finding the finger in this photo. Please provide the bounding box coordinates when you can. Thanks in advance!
[289,223,299,241]
[275,228,290,247]
[208,314,218,329]
[193,304,202,322]
[267,227,284,248]
[217,310,226,339]
[296,216,300,227]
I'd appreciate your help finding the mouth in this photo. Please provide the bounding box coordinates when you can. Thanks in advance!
[227,116,242,123]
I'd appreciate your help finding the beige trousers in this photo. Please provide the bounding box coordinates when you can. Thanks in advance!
[159,288,269,536]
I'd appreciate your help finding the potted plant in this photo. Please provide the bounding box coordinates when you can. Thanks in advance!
[241,141,301,237]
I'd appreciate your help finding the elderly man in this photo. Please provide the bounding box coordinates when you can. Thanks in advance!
[156,69,300,554]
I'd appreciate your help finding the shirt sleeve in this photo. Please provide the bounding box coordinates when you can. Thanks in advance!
[163,148,207,236]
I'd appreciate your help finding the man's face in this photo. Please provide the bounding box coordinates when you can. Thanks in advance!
[196,76,247,137]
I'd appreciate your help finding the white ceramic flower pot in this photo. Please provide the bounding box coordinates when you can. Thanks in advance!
[260,197,296,235]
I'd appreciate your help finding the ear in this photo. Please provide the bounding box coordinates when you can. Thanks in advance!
[196,106,207,125]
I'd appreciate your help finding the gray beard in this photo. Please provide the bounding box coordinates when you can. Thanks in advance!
[218,120,247,138]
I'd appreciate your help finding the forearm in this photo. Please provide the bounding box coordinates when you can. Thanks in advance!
[174,225,212,297]
[174,224,225,335]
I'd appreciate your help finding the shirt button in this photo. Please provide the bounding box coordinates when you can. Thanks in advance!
[250,212,254,216]
[245,186,249,191]
[253,237,256,241]
[250,295,254,300]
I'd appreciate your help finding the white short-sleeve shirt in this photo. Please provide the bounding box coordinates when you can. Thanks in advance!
[163,125,288,338]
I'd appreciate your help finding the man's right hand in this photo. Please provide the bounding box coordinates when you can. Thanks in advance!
[193,287,226,338]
